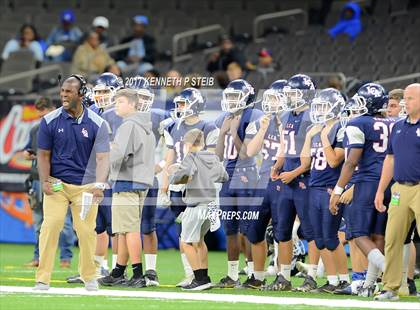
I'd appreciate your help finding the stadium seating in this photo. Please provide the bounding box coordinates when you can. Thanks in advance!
[0,0,419,94]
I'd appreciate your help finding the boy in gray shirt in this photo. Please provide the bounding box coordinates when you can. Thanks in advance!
[99,88,155,288]
[169,129,228,291]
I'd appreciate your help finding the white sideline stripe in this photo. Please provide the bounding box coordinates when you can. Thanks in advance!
[0,286,418,309]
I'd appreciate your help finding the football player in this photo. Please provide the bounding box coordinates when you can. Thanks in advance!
[329,83,395,297]
[214,79,263,288]
[268,74,320,292]
[298,88,349,292]
[161,87,219,287]
[242,79,287,288]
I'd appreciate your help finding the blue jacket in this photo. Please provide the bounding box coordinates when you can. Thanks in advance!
[328,2,362,41]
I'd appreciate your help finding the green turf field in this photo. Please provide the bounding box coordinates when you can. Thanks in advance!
[0,243,418,309]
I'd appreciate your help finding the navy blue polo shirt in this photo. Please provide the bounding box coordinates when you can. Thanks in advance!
[388,117,420,183]
[38,107,110,185]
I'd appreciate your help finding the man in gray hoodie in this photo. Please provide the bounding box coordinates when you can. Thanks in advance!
[99,88,155,288]
[169,129,229,291]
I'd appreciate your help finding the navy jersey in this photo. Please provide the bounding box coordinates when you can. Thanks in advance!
[345,115,395,182]
[280,109,312,172]
[245,114,282,174]
[101,108,122,141]
[101,108,171,145]
[215,107,264,171]
[342,134,359,185]
[164,119,219,163]
[89,104,101,115]
[309,122,345,187]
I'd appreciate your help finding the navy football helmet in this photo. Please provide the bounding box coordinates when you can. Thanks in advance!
[125,76,154,112]
[310,88,345,124]
[339,95,368,127]
[356,83,388,115]
[262,79,288,114]
[221,79,255,113]
[172,87,205,119]
[283,74,316,111]
[82,87,95,107]
[93,73,124,109]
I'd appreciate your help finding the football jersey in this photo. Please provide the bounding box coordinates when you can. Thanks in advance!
[214,107,264,171]
[245,113,282,174]
[345,115,395,182]
[280,109,312,172]
[164,119,219,163]
[89,104,101,115]
[101,108,171,145]
[342,133,359,185]
[309,122,344,187]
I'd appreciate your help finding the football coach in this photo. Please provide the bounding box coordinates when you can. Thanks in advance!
[374,83,420,300]
[34,75,110,291]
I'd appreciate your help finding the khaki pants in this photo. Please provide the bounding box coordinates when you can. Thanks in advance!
[383,182,420,291]
[35,182,98,284]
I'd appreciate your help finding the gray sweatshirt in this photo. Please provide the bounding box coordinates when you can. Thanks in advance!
[109,112,155,187]
[170,151,229,207]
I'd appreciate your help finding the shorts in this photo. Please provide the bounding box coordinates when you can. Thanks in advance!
[181,204,211,243]
[141,178,159,234]
[112,190,148,234]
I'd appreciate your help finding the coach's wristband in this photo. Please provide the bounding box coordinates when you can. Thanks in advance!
[334,186,344,195]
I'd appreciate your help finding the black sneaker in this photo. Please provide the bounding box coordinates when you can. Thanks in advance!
[333,281,351,294]
[125,276,146,288]
[66,274,83,284]
[293,275,317,292]
[182,277,212,291]
[312,282,337,293]
[215,275,240,288]
[98,274,127,286]
[263,274,292,291]
[408,278,417,296]
[241,275,265,289]
[144,269,159,287]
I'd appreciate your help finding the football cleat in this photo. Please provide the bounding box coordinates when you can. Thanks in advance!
[357,283,379,297]
[98,274,127,287]
[176,275,194,288]
[312,282,337,293]
[240,275,266,289]
[293,275,317,292]
[215,275,241,288]
[263,274,292,291]
[374,290,399,301]
[144,269,159,287]
[182,277,212,291]
[124,276,147,288]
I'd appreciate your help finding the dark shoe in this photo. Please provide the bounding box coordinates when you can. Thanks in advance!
[240,275,265,289]
[125,276,146,288]
[98,274,127,286]
[358,283,378,297]
[144,269,159,287]
[67,274,83,284]
[408,278,417,296]
[333,281,351,294]
[263,274,292,291]
[293,275,317,292]
[215,275,240,288]
[312,282,336,293]
[182,277,212,291]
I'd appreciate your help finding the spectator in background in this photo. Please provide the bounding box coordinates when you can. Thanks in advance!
[226,62,244,82]
[328,2,362,41]
[328,75,344,91]
[386,89,404,118]
[207,36,246,73]
[164,69,183,111]
[46,10,83,61]
[117,15,156,75]
[255,48,276,83]
[23,97,75,269]
[92,16,111,48]
[2,24,44,62]
[72,31,115,77]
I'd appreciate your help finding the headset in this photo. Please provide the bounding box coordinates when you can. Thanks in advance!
[58,74,88,96]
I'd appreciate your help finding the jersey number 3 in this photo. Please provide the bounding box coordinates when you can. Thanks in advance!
[373,122,394,153]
